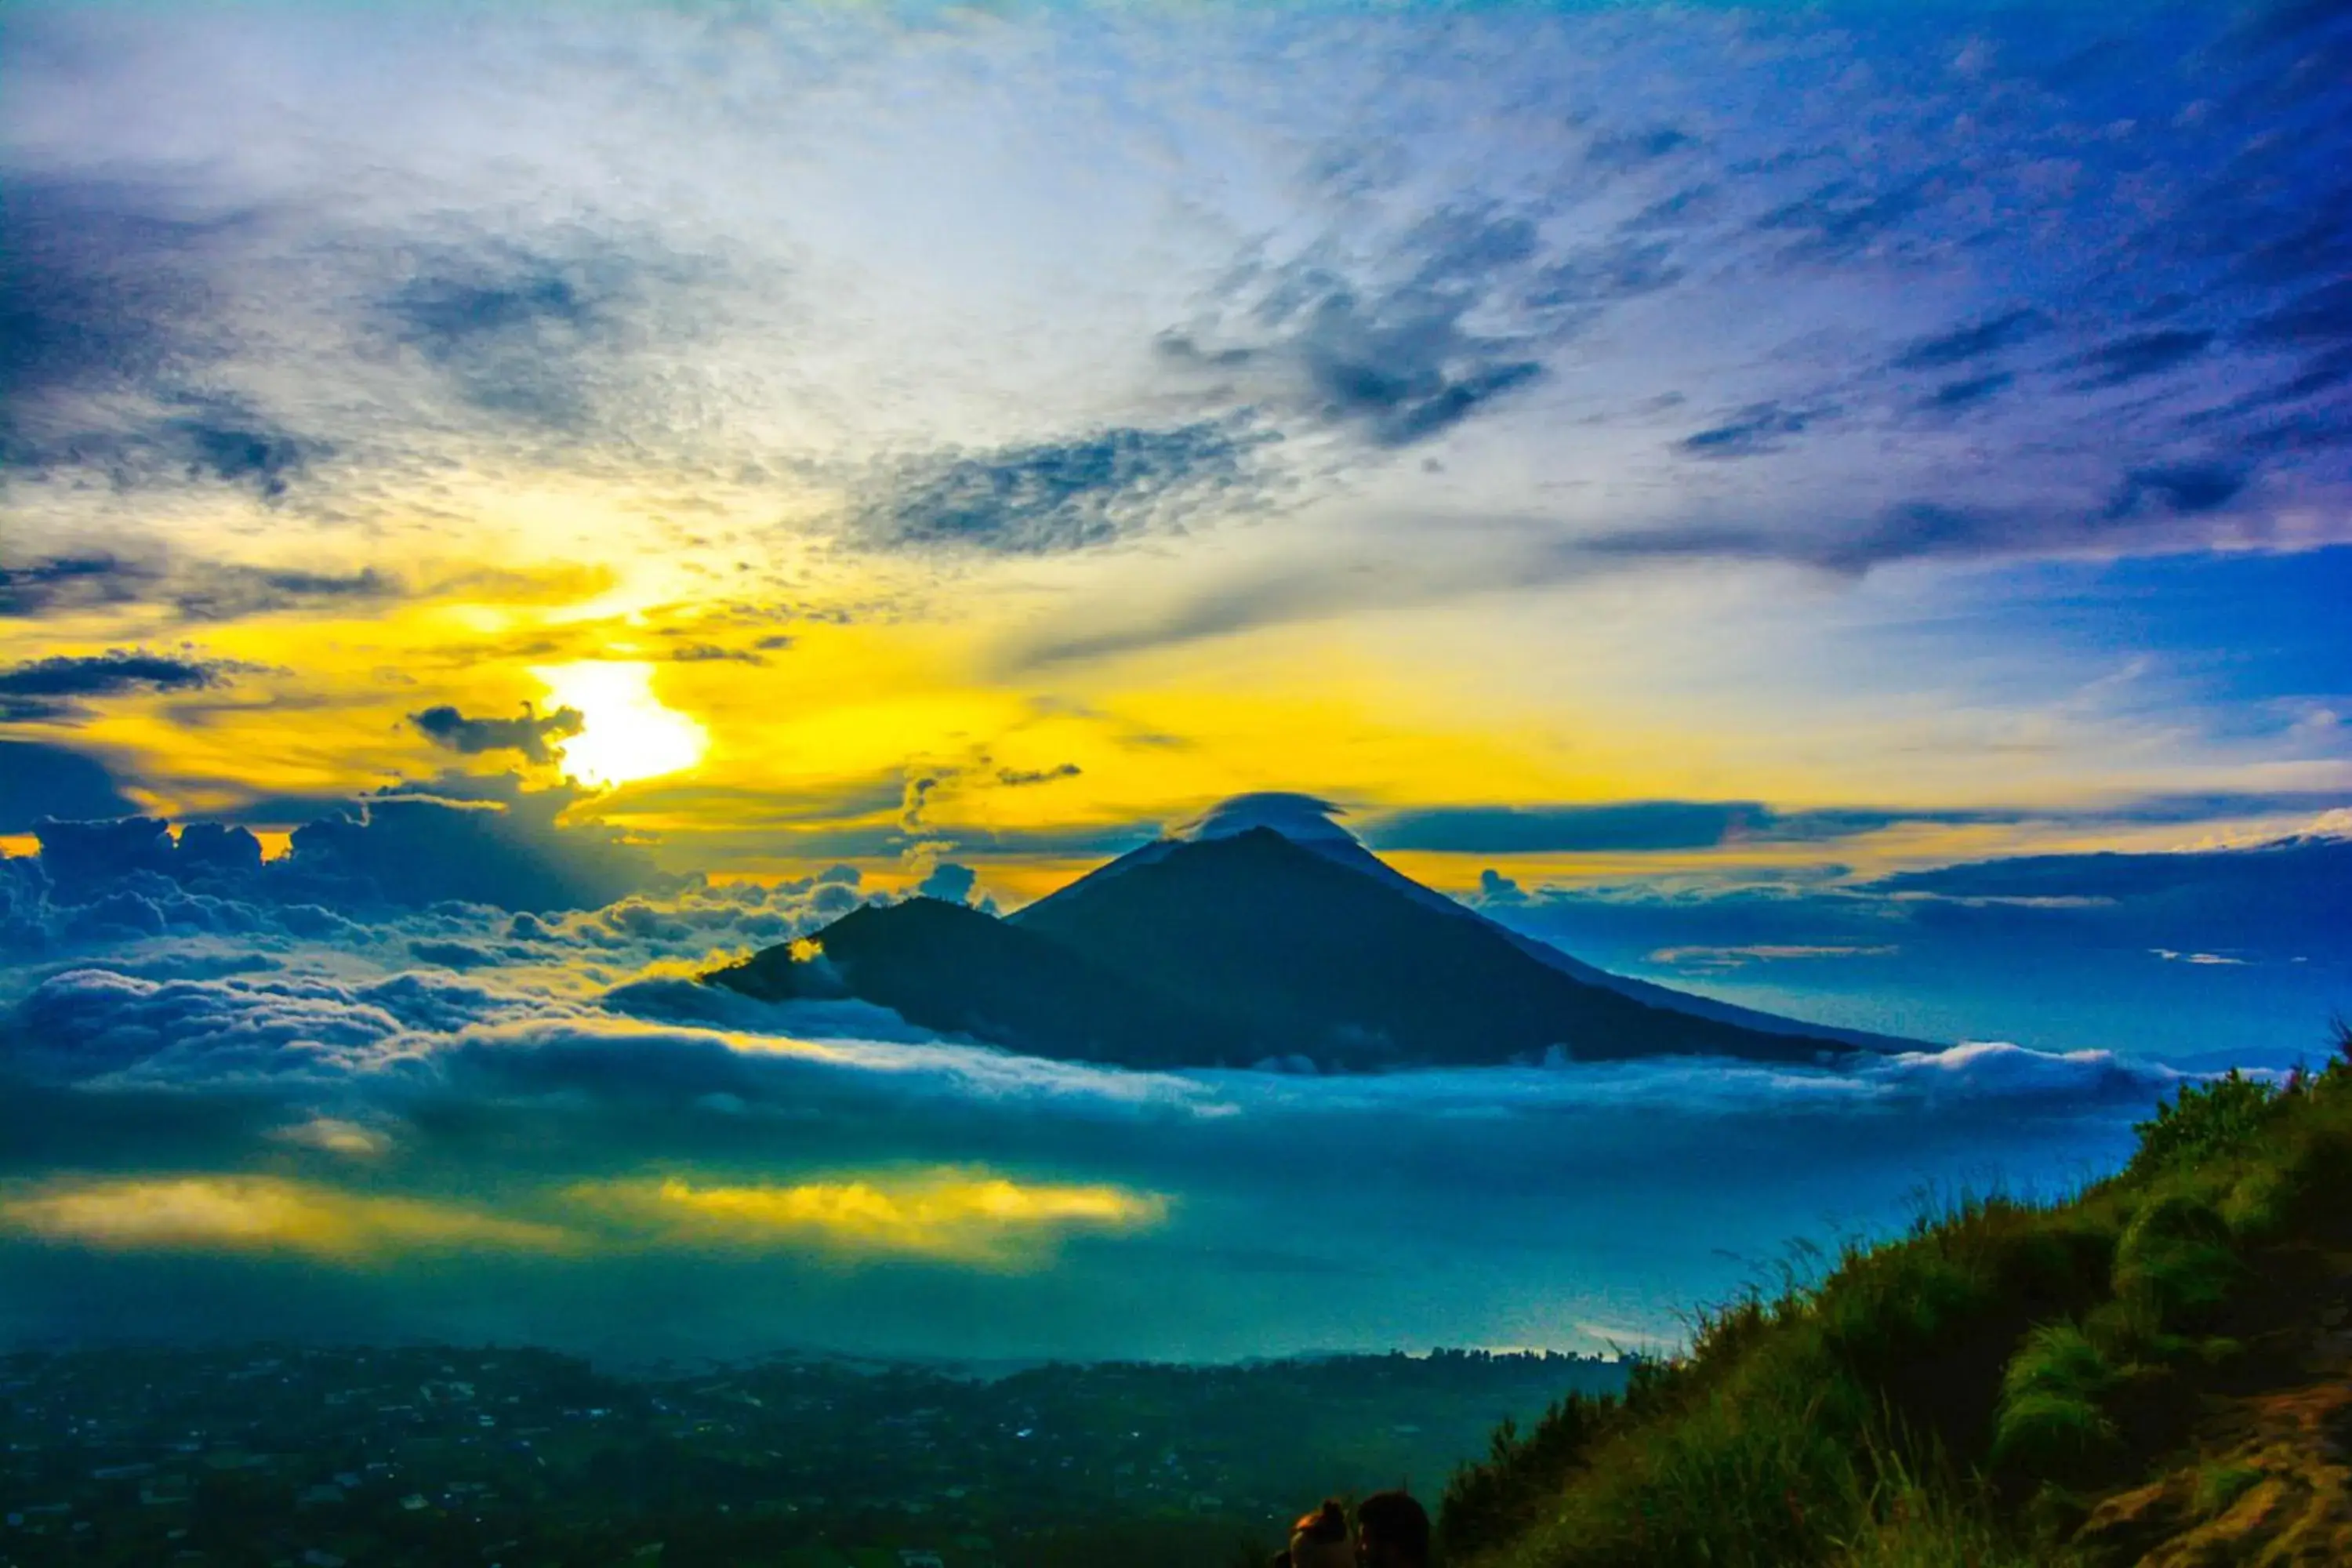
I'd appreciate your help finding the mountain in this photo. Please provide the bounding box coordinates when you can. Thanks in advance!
[706,897,1252,1068]
[707,797,1926,1069]
[1022,792,1918,1056]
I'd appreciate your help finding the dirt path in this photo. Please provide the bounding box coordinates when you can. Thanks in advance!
[2073,1267,2352,1566]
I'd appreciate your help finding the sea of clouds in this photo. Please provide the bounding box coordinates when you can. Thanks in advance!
[0,871,2207,1367]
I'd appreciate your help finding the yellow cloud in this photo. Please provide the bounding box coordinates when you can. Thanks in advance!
[0,1175,575,1263]
[267,1116,395,1159]
[572,1169,1168,1267]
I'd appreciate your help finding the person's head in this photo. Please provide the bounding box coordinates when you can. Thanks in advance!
[1288,1500,1352,1568]
[1355,1490,1431,1568]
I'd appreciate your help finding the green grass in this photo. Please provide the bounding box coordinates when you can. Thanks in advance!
[1437,1022,2352,1568]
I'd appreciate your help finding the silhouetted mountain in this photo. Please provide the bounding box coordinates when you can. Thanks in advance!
[1025,794,1917,1054]
[1010,826,1849,1065]
[710,804,1915,1069]
[708,896,1252,1067]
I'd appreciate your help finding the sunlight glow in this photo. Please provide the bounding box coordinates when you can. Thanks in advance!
[572,1171,1171,1267]
[0,1176,576,1262]
[534,662,709,787]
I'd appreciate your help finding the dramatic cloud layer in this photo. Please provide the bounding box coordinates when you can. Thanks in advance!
[4,0,2350,1361]
[0,855,2268,1359]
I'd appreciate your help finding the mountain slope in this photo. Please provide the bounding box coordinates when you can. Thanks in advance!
[1025,802,1924,1056]
[706,897,1253,1067]
[1007,826,1848,1066]
[1436,1035,2352,1568]
[712,802,1916,1069]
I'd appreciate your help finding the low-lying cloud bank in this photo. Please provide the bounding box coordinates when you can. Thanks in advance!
[2,796,2332,1361]
[0,902,2223,1361]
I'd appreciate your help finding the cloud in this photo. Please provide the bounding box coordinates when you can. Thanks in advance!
[1919,372,2014,412]
[0,1174,575,1261]
[0,742,140,833]
[1364,800,2010,855]
[913,862,980,905]
[2071,328,2214,388]
[1867,833,2352,916]
[1649,944,1900,971]
[851,423,1263,554]
[0,648,250,723]
[2105,463,2250,517]
[267,1116,396,1158]
[0,548,413,625]
[409,703,586,766]
[1478,869,1526,906]
[0,174,249,426]
[1676,402,1830,459]
[666,641,768,665]
[571,1170,1167,1267]
[167,564,405,622]
[994,763,1081,788]
[2245,278,2352,348]
[377,238,680,431]
[1755,177,1934,261]
[1522,238,1684,310]
[0,554,156,619]
[1160,205,1553,447]
[1893,310,2046,372]
[281,779,663,911]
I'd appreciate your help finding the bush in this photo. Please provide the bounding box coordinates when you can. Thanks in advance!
[2111,1192,2237,1327]
[2129,1069,2278,1176]
[1988,1388,2121,1481]
[1988,1323,2123,1483]
[1442,1394,1613,1559]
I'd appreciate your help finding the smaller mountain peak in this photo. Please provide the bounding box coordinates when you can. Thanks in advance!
[1172,792,1359,847]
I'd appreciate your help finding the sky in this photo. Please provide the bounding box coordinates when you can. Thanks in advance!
[2,0,2349,1360]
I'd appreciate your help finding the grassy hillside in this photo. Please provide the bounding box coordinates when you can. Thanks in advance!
[1439,1025,2352,1568]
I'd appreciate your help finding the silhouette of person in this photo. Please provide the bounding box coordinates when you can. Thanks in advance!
[1287,1499,1354,1568]
[1355,1490,1431,1568]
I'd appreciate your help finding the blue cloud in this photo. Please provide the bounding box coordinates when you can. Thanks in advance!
[855,423,1262,554]
[1676,402,1828,459]
[0,649,248,723]
[2105,463,2250,518]
[0,742,140,834]
[410,703,586,767]
[1893,310,2046,372]
[382,244,639,429]
[1920,372,2015,413]
[2071,328,2213,389]
[0,554,156,620]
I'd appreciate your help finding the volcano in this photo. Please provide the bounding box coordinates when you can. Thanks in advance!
[709,794,1928,1069]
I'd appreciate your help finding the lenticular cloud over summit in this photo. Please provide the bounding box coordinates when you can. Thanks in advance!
[1173,793,1358,845]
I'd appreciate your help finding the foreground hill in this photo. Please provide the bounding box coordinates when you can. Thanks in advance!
[1436,1026,2352,1567]
[710,803,1917,1069]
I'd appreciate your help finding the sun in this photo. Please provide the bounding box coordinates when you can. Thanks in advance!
[532,662,707,787]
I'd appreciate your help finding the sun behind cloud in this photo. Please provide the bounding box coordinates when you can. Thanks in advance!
[533,662,709,787]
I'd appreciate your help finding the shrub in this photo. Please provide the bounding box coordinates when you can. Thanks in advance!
[2128,1070,2278,1177]
[1442,1394,1613,1559]
[1998,1323,2115,1406]
[2111,1192,2237,1327]
[1988,1388,2122,1481]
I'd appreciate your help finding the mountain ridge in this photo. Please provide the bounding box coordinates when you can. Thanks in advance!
[710,810,1932,1069]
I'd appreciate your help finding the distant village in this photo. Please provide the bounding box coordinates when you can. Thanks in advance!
[0,1343,1625,1567]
